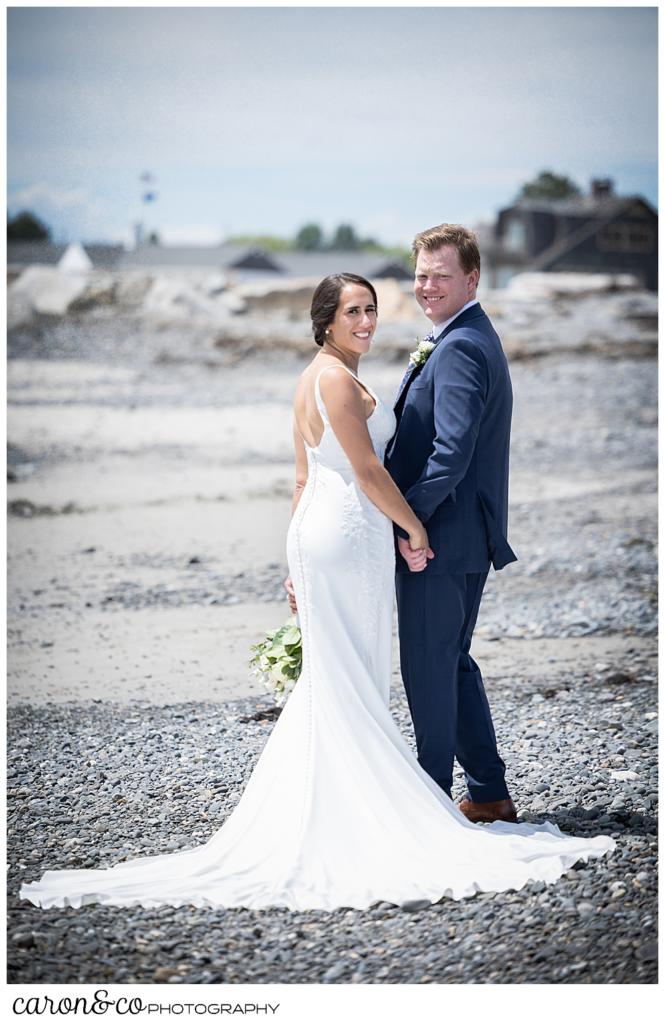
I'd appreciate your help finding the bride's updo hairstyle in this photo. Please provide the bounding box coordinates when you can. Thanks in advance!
[310,273,378,347]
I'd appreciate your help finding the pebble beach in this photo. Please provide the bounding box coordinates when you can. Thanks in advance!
[6,273,658,985]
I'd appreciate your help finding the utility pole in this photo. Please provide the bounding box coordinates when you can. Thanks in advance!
[134,171,158,249]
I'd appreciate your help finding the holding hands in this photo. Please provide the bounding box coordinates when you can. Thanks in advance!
[286,527,432,614]
[398,526,435,573]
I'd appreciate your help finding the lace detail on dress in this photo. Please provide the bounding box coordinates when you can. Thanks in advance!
[339,484,378,659]
[340,484,366,545]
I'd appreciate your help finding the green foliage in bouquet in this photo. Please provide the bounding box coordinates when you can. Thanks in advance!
[249,617,302,705]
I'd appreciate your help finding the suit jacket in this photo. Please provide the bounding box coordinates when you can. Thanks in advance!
[385,302,517,574]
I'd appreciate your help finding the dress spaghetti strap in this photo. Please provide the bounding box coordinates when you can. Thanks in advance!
[314,364,377,421]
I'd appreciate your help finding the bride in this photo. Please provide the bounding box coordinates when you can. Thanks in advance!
[20,273,614,911]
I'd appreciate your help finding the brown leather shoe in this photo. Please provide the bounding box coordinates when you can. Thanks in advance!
[458,797,518,824]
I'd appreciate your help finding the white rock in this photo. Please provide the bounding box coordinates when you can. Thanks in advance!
[374,279,416,321]
[8,265,89,317]
[236,278,315,317]
[116,272,153,306]
[506,271,640,299]
[610,770,639,782]
[218,290,247,314]
[142,274,232,325]
[57,241,93,274]
[202,271,229,296]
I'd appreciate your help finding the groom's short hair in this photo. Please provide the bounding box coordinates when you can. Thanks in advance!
[412,224,481,277]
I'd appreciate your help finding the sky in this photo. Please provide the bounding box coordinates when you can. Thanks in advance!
[6,5,659,248]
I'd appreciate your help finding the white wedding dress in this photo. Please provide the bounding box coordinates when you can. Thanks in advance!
[20,366,615,911]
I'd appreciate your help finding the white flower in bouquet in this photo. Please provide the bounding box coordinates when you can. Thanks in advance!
[249,617,302,705]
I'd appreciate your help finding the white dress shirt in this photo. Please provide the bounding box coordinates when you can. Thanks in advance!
[431,298,479,341]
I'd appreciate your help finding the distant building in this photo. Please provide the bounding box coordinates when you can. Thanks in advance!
[116,245,412,282]
[116,243,280,274]
[7,241,412,283]
[267,252,412,282]
[483,179,657,291]
[7,241,124,278]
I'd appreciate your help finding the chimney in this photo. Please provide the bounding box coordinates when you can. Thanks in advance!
[591,178,614,200]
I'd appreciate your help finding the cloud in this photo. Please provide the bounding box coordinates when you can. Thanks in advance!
[8,182,92,210]
[7,182,119,243]
[6,8,657,243]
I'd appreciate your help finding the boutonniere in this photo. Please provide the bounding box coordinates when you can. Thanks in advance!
[408,338,436,369]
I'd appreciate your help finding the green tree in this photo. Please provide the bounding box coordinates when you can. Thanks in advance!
[226,234,292,251]
[294,223,324,251]
[517,171,582,201]
[329,223,360,251]
[7,210,51,241]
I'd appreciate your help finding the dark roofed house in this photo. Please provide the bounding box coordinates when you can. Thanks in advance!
[116,246,412,282]
[115,243,284,273]
[271,251,412,281]
[116,246,411,281]
[230,248,285,273]
[484,179,657,291]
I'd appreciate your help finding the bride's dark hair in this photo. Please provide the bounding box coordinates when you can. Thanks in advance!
[310,273,378,347]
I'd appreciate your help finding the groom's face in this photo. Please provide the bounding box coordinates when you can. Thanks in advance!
[414,245,479,325]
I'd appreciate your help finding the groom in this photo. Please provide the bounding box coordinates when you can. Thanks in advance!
[385,223,518,824]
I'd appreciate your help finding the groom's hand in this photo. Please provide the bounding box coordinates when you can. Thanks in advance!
[397,536,435,572]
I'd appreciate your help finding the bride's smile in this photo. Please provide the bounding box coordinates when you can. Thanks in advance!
[324,283,378,361]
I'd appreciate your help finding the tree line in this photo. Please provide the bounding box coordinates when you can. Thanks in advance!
[7,172,585,245]
[228,222,388,253]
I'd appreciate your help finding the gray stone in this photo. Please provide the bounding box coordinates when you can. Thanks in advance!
[400,899,432,912]
[322,962,346,983]
[635,943,658,963]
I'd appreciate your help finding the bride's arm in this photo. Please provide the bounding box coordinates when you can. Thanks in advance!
[284,421,309,614]
[319,369,432,558]
[290,419,309,517]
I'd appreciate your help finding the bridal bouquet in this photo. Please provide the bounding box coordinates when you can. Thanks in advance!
[249,617,302,705]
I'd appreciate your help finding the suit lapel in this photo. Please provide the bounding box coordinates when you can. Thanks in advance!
[393,361,422,409]
[392,303,486,416]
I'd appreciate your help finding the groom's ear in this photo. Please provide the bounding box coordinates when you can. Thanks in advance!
[468,269,479,293]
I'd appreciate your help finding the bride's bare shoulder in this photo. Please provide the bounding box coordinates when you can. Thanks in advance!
[293,359,319,398]
[293,357,344,396]
[292,359,327,416]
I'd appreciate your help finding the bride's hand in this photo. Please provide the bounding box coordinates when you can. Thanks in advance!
[284,575,298,614]
[408,522,429,553]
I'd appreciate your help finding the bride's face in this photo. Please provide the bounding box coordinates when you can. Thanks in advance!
[328,284,377,354]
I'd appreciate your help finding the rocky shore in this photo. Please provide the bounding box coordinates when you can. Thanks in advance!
[7,676,658,985]
[7,266,658,363]
[6,273,657,984]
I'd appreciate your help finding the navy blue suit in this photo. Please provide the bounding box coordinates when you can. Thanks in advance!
[385,301,516,802]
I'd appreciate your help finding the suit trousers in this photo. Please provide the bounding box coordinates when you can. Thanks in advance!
[395,570,510,803]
